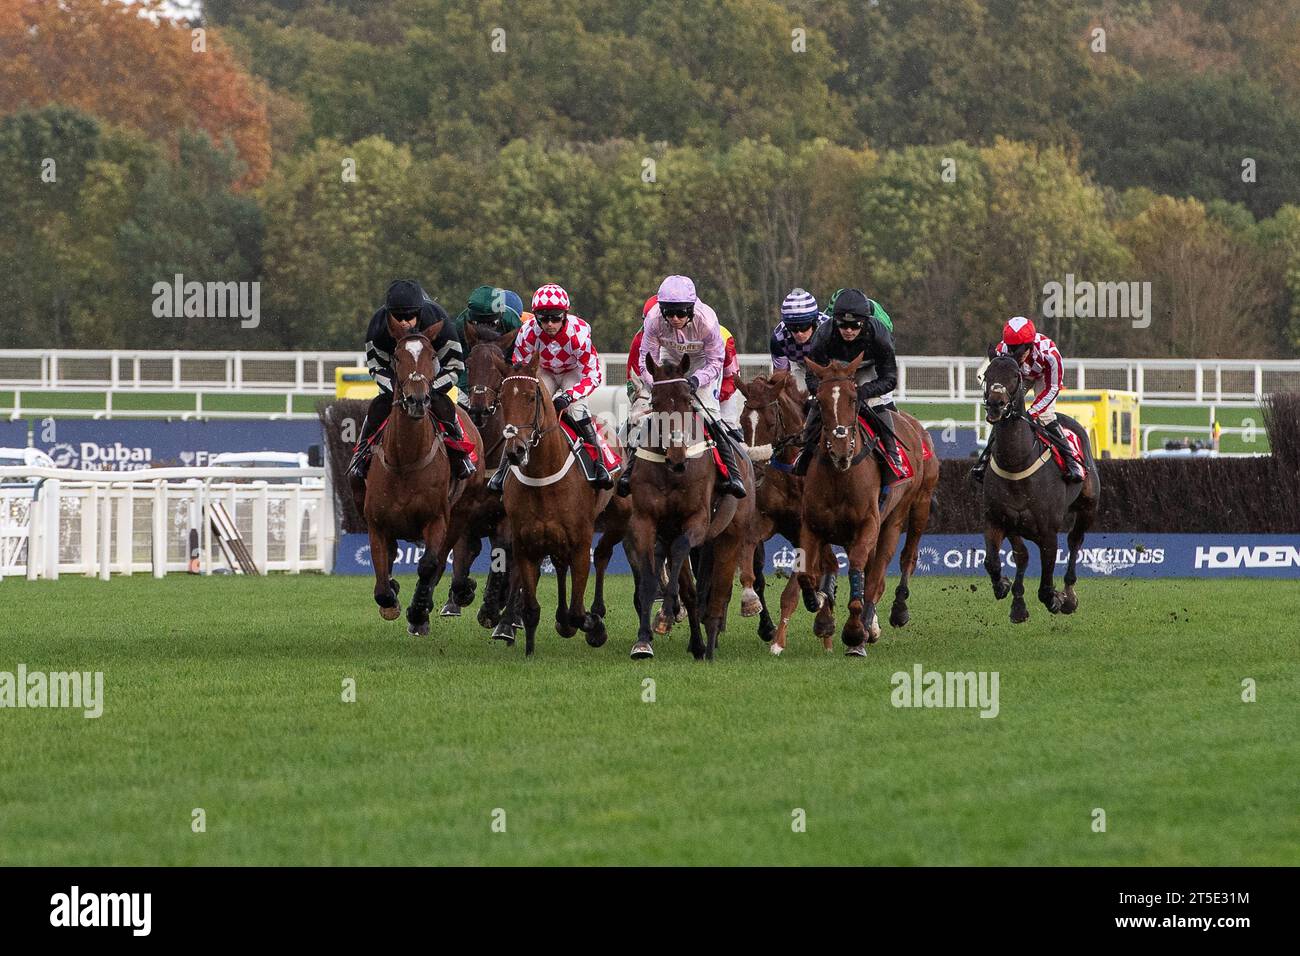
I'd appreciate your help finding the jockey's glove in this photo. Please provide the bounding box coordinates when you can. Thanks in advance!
[553,393,573,413]
[687,374,700,390]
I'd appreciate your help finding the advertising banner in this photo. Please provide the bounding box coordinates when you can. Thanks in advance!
[27,420,323,471]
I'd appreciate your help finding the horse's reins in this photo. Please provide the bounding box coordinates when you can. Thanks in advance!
[635,377,711,462]
[983,365,1054,480]
[814,373,870,463]
[499,374,563,450]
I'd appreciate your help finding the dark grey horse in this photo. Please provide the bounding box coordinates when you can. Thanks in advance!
[980,355,1100,622]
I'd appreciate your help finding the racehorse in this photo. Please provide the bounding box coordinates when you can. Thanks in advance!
[980,354,1100,621]
[458,325,631,642]
[734,371,839,649]
[436,323,518,628]
[362,315,485,635]
[771,354,935,654]
[491,347,623,656]
[624,353,756,661]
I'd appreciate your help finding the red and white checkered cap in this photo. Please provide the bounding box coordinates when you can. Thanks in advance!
[532,283,570,313]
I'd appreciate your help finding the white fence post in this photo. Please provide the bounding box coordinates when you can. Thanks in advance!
[253,483,269,574]
[152,480,167,579]
[44,478,60,580]
[99,485,112,581]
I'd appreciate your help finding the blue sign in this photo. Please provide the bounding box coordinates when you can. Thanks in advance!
[335,532,1300,579]
[28,419,322,471]
[0,420,27,447]
[926,427,982,459]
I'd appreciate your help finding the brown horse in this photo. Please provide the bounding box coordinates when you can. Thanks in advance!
[491,347,623,656]
[460,325,631,641]
[362,316,485,635]
[772,355,935,655]
[624,353,756,660]
[980,354,1099,621]
[436,323,519,629]
[734,371,839,651]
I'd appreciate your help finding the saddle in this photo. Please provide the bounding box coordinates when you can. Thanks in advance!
[1029,421,1086,480]
[558,419,622,472]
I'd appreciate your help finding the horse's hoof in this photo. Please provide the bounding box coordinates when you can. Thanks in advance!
[801,587,822,613]
[841,626,866,648]
[630,641,654,660]
[890,604,910,628]
[993,580,1010,600]
[675,604,687,623]
[740,590,760,617]
[867,612,881,643]
[1010,602,1029,624]
[769,642,783,656]
[585,622,608,648]
[379,605,401,621]
[758,620,775,643]
[439,602,461,617]
[1044,593,1063,614]
[408,620,429,636]
[845,645,868,657]
[813,615,835,639]
[653,612,672,635]
[1061,594,1078,615]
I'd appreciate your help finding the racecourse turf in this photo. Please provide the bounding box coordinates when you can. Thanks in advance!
[0,574,1295,866]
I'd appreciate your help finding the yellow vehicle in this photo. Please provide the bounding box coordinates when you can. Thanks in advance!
[334,367,459,404]
[1055,389,1140,459]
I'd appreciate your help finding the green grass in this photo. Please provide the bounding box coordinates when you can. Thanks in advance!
[0,574,1295,866]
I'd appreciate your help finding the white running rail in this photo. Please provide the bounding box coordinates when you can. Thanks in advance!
[0,465,336,581]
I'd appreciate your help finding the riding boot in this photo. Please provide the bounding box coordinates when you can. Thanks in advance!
[709,420,748,499]
[486,453,509,494]
[346,395,391,482]
[1044,420,1085,483]
[792,403,822,477]
[571,414,614,490]
[970,431,994,483]
[429,393,477,482]
[877,425,900,488]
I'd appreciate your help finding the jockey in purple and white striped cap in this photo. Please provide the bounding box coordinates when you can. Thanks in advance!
[770,287,824,383]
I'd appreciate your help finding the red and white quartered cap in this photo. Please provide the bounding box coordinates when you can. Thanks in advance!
[1002,315,1036,346]
[532,283,570,313]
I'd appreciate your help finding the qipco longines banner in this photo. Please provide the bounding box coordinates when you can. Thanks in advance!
[334,533,1300,579]
[27,419,323,471]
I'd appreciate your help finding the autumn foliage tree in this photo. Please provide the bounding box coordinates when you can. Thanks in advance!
[0,0,270,187]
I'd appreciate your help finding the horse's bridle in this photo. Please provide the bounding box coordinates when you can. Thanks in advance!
[395,334,434,418]
[814,373,865,461]
[983,363,1026,422]
[750,395,801,457]
[499,373,561,452]
[645,377,706,456]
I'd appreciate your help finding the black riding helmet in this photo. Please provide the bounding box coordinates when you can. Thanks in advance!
[386,279,425,319]
[832,288,873,328]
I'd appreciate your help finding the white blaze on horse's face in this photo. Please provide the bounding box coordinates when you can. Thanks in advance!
[747,409,759,446]
[403,338,424,364]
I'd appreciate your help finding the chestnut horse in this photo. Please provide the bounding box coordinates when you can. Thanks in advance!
[734,371,839,650]
[460,326,631,641]
[362,316,485,635]
[771,354,937,655]
[624,353,756,661]
[980,355,1099,621]
[435,323,518,629]
[491,348,623,656]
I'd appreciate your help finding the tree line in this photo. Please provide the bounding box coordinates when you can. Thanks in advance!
[2,0,1299,357]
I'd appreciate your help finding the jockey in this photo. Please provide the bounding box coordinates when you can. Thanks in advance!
[793,288,905,483]
[453,285,525,395]
[347,278,476,482]
[770,287,824,388]
[618,274,747,499]
[485,282,613,492]
[972,316,1084,483]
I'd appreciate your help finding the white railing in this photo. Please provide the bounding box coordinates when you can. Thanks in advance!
[0,466,336,580]
[3,350,1297,419]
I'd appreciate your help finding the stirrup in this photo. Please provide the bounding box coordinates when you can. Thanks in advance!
[486,466,507,493]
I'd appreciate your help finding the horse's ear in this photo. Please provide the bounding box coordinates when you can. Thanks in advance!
[386,313,404,341]
[805,358,828,379]
[527,349,541,374]
[497,327,519,356]
[645,353,660,379]
[771,369,790,390]
[845,352,865,373]
[426,319,444,341]
[674,353,692,378]
[464,322,479,346]
[987,342,999,360]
